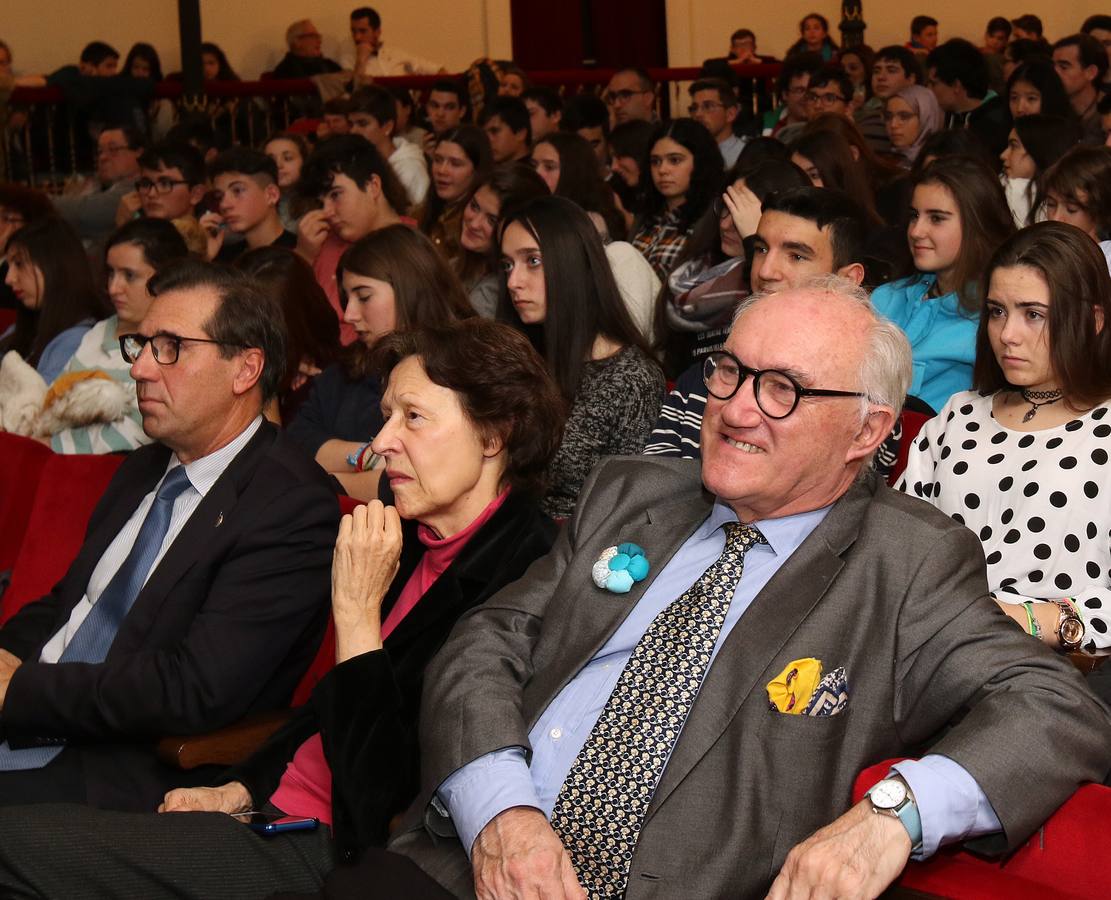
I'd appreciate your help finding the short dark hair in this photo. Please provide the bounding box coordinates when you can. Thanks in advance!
[875,45,924,82]
[147,259,287,402]
[350,6,381,28]
[0,185,53,223]
[560,93,609,135]
[299,134,410,214]
[909,128,995,176]
[1083,15,1111,35]
[974,221,1111,407]
[926,38,990,99]
[139,141,206,186]
[1037,144,1111,236]
[778,51,824,97]
[913,155,1015,313]
[608,119,656,160]
[480,95,531,141]
[730,28,756,44]
[613,67,655,92]
[911,15,938,37]
[323,96,352,117]
[106,218,190,269]
[522,86,562,116]
[208,147,279,184]
[735,136,792,167]
[165,117,219,157]
[102,124,146,152]
[760,187,868,271]
[807,71,854,103]
[1053,34,1110,83]
[1011,14,1043,37]
[987,17,1011,38]
[348,85,397,125]
[428,78,468,110]
[689,78,738,107]
[80,41,119,66]
[373,319,565,497]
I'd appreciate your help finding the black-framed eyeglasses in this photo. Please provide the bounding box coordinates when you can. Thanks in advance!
[702,350,865,419]
[135,176,191,195]
[603,88,648,105]
[119,332,248,366]
[688,100,726,115]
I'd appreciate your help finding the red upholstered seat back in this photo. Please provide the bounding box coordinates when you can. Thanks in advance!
[289,494,362,706]
[0,434,55,571]
[1,452,124,623]
[854,760,1110,899]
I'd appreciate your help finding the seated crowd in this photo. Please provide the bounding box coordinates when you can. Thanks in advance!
[2,6,1111,899]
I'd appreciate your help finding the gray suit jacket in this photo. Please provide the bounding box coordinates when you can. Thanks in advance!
[391,456,1111,898]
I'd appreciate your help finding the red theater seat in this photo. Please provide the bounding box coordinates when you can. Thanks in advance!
[0,433,54,571]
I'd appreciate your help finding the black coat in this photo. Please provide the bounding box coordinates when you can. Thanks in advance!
[224,489,557,862]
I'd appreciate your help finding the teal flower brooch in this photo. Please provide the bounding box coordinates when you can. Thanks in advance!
[591,542,650,594]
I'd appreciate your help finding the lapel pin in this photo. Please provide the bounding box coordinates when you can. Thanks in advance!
[592,542,650,594]
[214,512,224,528]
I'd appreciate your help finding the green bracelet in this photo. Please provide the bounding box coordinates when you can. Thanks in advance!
[1023,601,1042,639]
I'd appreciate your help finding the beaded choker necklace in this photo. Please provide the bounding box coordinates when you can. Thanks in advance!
[1020,388,1063,423]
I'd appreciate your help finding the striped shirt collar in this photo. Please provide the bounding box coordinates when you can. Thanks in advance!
[164,416,264,498]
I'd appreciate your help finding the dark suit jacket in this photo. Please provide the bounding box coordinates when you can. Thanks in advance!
[391,456,1111,899]
[0,421,339,810]
[225,490,557,862]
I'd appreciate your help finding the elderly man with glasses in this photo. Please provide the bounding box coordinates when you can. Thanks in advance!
[348,275,1110,900]
[52,126,144,245]
[0,259,338,812]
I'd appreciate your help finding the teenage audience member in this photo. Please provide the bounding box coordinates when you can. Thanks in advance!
[497,63,529,97]
[205,148,296,262]
[839,44,875,110]
[197,43,259,149]
[123,43,173,140]
[1,217,109,383]
[52,126,143,245]
[908,15,940,55]
[320,98,352,139]
[531,131,625,240]
[804,71,855,121]
[762,52,823,141]
[348,5,443,81]
[899,222,1111,655]
[287,225,473,499]
[1011,14,1045,43]
[607,119,656,226]
[0,259,338,811]
[631,119,725,280]
[0,186,53,312]
[688,78,744,167]
[235,247,342,424]
[1003,38,1051,83]
[646,184,866,459]
[522,86,563,140]
[1052,34,1108,144]
[872,156,1014,412]
[604,68,656,125]
[1082,14,1111,86]
[456,165,549,317]
[1000,115,1083,227]
[983,16,1011,56]
[786,13,839,61]
[0,319,561,899]
[296,135,409,343]
[789,126,883,224]
[480,96,531,164]
[926,38,1010,157]
[273,19,342,78]
[561,93,612,172]
[859,45,924,155]
[125,142,207,225]
[49,219,189,453]
[1036,145,1111,268]
[264,131,311,231]
[884,85,944,169]
[500,196,664,517]
[1007,58,1074,120]
[422,80,468,152]
[391,87,427,148]
[347,86,430,207]
[418,125,491,264]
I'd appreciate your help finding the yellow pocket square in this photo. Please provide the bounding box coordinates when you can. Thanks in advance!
[767,657,823,714]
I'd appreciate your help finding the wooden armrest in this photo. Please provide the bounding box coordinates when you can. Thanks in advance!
[1068,652,1108,675]
[156,709,294,770]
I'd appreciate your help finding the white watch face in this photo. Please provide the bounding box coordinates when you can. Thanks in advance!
[871,779,907,810]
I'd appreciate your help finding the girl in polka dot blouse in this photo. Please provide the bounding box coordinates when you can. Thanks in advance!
[898,222,1111,653]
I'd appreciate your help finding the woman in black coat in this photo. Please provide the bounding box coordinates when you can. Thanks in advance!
[0,320,567,899]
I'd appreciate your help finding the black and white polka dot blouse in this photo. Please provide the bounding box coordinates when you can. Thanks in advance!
[897,390,1111,651]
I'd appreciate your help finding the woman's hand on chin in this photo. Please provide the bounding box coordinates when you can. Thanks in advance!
[331,500,404,661]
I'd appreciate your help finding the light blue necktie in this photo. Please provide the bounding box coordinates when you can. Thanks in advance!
[0,466,192,771]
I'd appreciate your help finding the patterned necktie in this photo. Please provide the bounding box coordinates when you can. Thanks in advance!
[0,465,192,771]
[550,522,766,897]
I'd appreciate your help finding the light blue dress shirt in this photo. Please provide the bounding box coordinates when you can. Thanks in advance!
[437,501,1001,860]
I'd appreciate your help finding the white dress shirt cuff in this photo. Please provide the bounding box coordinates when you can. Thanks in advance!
[435,747,543,858]
[893,754,1003,859]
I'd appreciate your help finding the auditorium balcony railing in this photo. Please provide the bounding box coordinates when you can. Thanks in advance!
[2,63,782,187]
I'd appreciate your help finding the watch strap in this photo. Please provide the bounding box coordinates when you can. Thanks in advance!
[867,777,923,853]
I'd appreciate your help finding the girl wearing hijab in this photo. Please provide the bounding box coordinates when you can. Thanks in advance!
[884,85,944,169]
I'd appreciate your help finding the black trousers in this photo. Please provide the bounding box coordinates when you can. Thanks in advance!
[0,803,336,899]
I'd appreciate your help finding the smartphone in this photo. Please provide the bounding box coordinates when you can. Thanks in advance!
[244,814,319,835]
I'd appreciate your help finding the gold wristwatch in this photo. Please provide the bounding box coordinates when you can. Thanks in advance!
[1053,600,1085,652]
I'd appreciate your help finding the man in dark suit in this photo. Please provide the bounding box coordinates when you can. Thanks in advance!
[368,277,1110,898]
[0,259,338,811]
